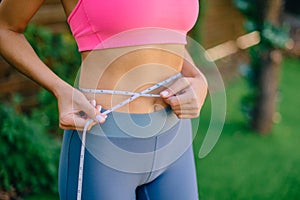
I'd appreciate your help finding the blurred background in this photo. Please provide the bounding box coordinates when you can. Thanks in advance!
[0,0,300,199]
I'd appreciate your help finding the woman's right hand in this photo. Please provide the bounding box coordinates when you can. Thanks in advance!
[57,86,106,131]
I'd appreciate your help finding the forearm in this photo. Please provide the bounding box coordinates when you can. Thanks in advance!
[0,28,71,98]
[0,0,106,129]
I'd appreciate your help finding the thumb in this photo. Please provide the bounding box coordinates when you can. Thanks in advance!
[160,77,190,98]
[81,100,106,123]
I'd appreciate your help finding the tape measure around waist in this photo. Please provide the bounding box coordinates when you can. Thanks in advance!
[79,88,161,97]
[76,73,182,200]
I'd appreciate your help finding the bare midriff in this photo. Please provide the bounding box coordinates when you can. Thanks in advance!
[78,44,185,113]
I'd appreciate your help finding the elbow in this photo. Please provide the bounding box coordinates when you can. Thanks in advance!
[0,21,27,34]
[0,24,26,48]
[11,25,27,34]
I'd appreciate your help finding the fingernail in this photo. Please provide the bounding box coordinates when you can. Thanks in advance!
[160,91,169,97]
[91,100,96,107]
[96,115,104,122]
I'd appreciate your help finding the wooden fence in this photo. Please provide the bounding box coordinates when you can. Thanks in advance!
[200,0,245,48]
[30,0,67,32]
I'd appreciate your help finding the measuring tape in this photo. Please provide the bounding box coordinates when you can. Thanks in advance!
[76,73,182,200]
[79,88,161,97]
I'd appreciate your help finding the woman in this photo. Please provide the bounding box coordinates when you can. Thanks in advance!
[0,0,207,199]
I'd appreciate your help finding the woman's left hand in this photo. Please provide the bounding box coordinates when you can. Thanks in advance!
[160,74,207,119]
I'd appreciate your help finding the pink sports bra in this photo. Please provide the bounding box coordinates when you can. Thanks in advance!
[67,0,199,51]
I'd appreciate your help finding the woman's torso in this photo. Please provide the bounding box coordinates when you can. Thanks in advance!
[61,0,198,113]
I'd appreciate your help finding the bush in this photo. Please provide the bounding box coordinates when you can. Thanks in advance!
[0,24,81,198]
[0,102,60,198]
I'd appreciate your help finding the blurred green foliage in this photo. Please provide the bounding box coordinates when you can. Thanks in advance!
[233,0,291,121]
[0,24,81,198]
[0,102,60,196]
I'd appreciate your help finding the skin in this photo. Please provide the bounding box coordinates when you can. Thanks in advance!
[0,0,208,130]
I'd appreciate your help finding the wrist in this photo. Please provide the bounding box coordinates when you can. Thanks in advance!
[51,80,73,99]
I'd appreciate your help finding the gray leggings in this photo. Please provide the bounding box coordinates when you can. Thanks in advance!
[58,108,199,200]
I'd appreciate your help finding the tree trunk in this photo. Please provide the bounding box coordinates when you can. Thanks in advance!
[252,0,283,134]
[252,50,282,133]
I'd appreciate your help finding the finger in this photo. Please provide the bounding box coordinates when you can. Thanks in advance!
[177,113,200,119]
[171,104,199,111]
[81,101,106,123]
[160,77,190,98]
[96,105,102,112]
[61,122,97,131]
[172,107,200,118]
[59,115,98,131]
[96,105,107,120]
[167,90,198,108]
[172,106,201,119]
[89,99,96,107]
[172,107,200,117]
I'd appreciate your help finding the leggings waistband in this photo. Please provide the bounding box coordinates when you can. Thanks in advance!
[87,106,179,138]
[77,118,193,173]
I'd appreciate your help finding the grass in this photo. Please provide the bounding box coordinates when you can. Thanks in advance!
[24,194,59,200]
[24,58,300,200]
[194,57,300,200]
